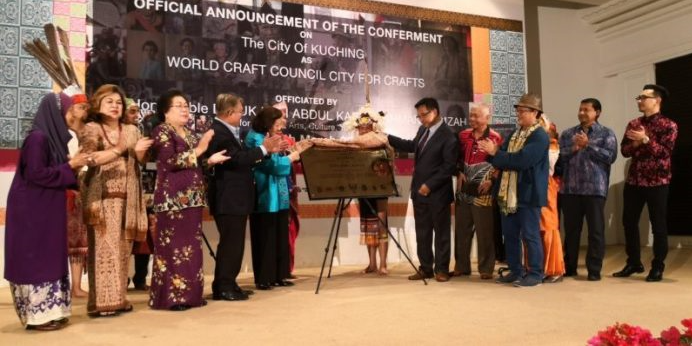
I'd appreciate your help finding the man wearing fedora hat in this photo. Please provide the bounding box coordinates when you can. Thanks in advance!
[477,93,549,287]
[613,84,677,282]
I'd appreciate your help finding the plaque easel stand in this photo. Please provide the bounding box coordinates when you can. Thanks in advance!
[315,198,351,294]
[314,197,427,294]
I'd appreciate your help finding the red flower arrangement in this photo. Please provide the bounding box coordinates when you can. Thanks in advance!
[588,319,692,346]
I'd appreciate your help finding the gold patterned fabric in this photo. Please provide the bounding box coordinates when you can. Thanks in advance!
[80,122,146,314]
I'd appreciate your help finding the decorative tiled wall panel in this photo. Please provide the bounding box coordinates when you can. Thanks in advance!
[490,29,525,125]
[0,0,54,148]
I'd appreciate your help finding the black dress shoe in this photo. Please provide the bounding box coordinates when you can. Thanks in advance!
[255,283,273,290]
[564,270,578,277]
[645,268,663,282]
[212,290,249,301]
[233,286,254,296]
[587,272,601,281]
[170,305,191,311]
[612,264,645,277]
[133,283,150,291]
[273,280,295,287]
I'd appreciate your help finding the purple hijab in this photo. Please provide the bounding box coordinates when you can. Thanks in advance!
[28,93,72,165]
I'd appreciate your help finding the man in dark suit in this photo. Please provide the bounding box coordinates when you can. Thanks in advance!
[387,97,459,282]
[207,93,285,301]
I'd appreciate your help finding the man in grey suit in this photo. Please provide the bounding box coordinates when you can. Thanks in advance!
[388,97,459,282]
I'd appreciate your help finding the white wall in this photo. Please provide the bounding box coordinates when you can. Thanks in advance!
[538,2,692,246]
[378,0,524,21]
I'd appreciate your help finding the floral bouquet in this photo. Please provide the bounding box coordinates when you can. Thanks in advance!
[588,319,692,346]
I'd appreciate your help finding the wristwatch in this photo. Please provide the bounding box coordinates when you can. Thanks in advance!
[642,136,650,144]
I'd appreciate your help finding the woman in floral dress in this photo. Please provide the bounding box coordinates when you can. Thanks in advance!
[149,89,228,310]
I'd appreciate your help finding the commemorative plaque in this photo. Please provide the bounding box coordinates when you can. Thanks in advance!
[301,147,398,200]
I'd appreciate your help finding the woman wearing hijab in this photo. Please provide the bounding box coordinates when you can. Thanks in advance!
[4,92,89,331]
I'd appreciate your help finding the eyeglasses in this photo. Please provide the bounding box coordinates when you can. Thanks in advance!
[635,95,656,101]
[515,107,534,114]
[416,110,433,118]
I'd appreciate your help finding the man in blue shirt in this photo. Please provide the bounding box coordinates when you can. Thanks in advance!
[558,98,617,281]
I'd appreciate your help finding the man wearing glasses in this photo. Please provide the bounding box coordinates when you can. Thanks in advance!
[387,97,459,282]
[613,84,677,282]
[477,93,549,288]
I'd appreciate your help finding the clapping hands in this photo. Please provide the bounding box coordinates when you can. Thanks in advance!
[477,138,498,155]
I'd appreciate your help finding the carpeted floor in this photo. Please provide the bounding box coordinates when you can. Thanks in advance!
[1,245,691,345]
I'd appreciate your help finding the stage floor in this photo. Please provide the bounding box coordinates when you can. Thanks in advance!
[2,245,691,345]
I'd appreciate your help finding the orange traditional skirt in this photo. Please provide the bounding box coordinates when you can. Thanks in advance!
[359,217,388,246]
[540,175,565,276]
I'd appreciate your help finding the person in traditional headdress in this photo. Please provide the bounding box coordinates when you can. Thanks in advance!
[4,91,90,331]
[343,105,392,275]
[66,91,91,298]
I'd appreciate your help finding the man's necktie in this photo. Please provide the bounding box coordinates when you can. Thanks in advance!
[418,129,430,151]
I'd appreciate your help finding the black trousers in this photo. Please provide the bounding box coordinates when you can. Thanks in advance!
[413,201,451,274]
[561,194,606,275]
[212,214,248,293]
[250,210,290,284]
[132,254,150,286]
[492,202,505,262]
[622,184,669,269]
